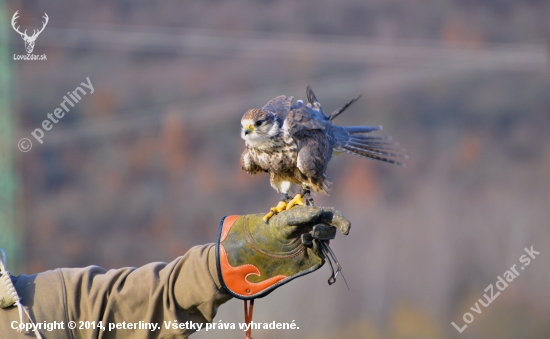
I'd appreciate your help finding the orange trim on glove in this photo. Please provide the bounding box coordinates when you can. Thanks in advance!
[220,215,240,242]
[218,215,287,297]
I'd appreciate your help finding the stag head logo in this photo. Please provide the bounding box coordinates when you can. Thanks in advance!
[11,11,49,54]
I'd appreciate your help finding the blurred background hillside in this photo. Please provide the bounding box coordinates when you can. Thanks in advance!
[1,0,550,338]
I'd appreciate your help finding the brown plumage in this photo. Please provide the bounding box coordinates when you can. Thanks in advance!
[240,86,405,219]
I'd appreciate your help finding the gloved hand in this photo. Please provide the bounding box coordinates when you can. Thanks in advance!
[216,206,350,299]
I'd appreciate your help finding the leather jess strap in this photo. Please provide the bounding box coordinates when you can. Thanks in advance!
[243,299,254,339]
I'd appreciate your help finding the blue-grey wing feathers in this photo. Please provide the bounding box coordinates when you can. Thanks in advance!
[329,95,362,121]
[285,102,328,136]
[292,86,406,166]
[262,95,293,120]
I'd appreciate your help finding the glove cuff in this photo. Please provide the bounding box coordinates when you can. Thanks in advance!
[215,215,323,300]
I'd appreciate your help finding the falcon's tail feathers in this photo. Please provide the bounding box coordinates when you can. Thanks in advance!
[333,126,407,166]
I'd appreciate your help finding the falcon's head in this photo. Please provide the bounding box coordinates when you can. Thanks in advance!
[241,109,279,147]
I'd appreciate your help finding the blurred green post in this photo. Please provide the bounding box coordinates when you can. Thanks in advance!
[0,0,22,272]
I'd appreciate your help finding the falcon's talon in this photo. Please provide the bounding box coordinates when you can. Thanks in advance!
[263,200,288,223]
[271,200,288,213]
[286,194,304,210]
[263,211,275,223]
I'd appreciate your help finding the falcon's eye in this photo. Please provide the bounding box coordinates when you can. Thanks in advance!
[255,120,263,127]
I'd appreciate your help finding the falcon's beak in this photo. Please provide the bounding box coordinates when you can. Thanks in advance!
[243,125,254,136]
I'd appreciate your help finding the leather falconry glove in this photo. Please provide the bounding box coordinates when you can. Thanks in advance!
[216,206,351,300]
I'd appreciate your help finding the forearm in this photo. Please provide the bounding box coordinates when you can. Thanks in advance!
[1,244,231,339]
[61,244,231,338]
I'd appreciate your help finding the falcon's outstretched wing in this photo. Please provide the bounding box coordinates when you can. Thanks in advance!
[304,85,406,165]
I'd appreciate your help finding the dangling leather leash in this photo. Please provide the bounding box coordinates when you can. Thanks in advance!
[240,224,345,339]
[243,299,255,339]
[302,224,348,288]
[318,240,349,289]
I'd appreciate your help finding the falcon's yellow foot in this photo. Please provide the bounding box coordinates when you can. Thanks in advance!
[271,200,288,213]
[286,194,304,210]
[263,200,288,223]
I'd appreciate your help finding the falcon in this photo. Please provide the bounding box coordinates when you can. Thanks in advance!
[240,86,405,221]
